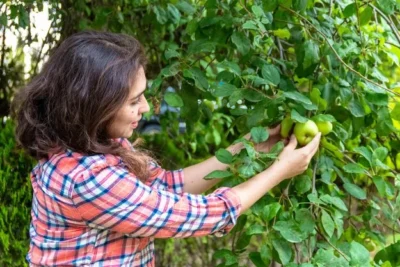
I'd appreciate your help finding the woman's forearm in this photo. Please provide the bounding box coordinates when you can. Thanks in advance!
[182,143,243,194]
[231,163,284,214]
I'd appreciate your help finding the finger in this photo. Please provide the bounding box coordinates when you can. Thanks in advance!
[268,124,281,136]
[302,132,322,155]
[285,134,298,150]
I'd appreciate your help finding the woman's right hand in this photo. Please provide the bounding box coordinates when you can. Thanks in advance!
[271,132,322,180]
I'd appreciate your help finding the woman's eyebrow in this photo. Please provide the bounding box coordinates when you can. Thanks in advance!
[130,88,146,101]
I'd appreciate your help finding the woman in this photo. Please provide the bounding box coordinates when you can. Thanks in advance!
[12,31,321,266]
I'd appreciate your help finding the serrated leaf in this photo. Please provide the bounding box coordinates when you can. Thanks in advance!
[204,170,233,180]
[251,126,269,143]
[344,183,367,200]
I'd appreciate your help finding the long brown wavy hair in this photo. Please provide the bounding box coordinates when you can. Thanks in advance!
[12,31,154,181]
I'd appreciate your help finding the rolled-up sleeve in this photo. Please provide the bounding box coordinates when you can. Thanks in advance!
[146,163,184,195]
[71,164,241,238]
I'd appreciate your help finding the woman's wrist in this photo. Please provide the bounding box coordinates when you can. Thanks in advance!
[226,142,244,156]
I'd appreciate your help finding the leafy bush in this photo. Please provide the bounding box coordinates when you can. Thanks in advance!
[0,119,36,266]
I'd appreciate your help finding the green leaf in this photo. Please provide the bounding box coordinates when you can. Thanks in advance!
[391,103,400,121]
[251,126,269,143]
[204,170,233,180]
[283,91,313,105]
[188,39,216,54]
[183,67,208,91]
[373,175,387,197]
[249,252,266,267]
[295,208,315,234]
[350,241,370,266]
[262,64,281,86]
[213,249,238,265]
[348,98,366,117]
[342,163,366,174]
[343,183,367,200]
[164,49,180,60]
[251,5,264,18]
[217,61,241,76]
[353,147,372,166]
[291,109,308,123]
[321,210,335,238]
[377,0,396,15]
[262,202,281,221]
[303,40,320,69]
[273,220,307,243]
[272,238,292,265]
[246,224,264,236]
[343,3,356,18]
[311,114,336,122]
[320,195,348,212]
[176,0,196,15]
[164,92,183,107]
[273,29,291,39]
[213,83,238,97]
[314,249,349,266]
[359,6,373,26]
[215,149,233,164]
[374,240,400,266]
[167,4,181,24]
[231,31,251,55]
[243,20,258,30]
[294,175,311,195]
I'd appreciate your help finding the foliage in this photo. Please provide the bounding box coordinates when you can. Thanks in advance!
[2,0,400,266]
[0,119,35,266]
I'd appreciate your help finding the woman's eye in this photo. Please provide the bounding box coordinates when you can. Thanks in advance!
[131,99,141,105]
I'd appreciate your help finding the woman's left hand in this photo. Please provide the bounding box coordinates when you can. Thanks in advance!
[245,124,287,153]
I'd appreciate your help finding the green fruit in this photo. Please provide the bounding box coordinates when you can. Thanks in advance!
[315,121,333,135]
[294,120,319,146]
[280,117,294,138]
[396,153,400,170]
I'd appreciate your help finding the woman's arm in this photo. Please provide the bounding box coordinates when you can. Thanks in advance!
[182,143,243,194]
[182,125,283,194]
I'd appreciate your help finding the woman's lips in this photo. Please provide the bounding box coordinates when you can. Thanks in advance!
[131,121,139,128]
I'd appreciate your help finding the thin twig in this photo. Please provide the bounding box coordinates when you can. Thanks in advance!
[369,4,400,44]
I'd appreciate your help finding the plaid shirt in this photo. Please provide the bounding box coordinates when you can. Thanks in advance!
[27,138,241,266]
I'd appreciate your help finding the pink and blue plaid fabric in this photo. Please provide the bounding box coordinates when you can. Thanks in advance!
[27,138,241,266]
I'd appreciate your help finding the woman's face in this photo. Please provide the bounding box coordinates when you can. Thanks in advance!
[107,67,150,138]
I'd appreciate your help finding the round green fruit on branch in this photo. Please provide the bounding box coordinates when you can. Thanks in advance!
[315,121,333,136]
[280,117,294,138]
[294,120,319,146]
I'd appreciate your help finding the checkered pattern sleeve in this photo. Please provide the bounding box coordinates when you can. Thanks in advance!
[117,138,185,195]
[72,163,241,238]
